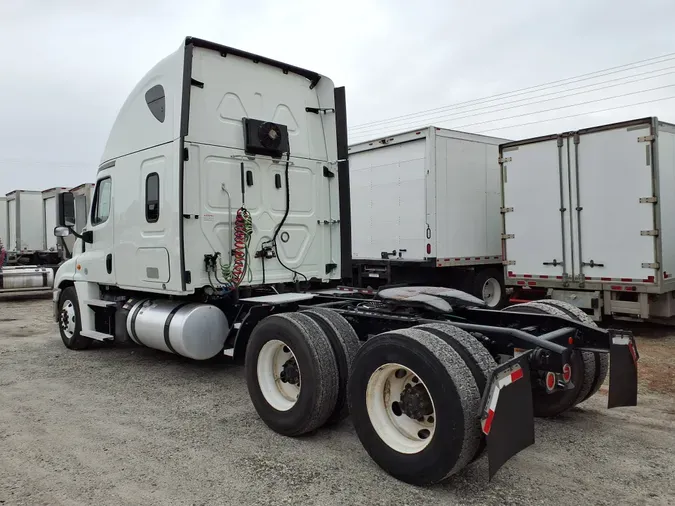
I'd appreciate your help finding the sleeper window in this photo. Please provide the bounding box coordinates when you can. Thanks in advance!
[146,173,160,223]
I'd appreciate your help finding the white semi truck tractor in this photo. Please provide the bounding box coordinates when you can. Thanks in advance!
[52,37,640,485]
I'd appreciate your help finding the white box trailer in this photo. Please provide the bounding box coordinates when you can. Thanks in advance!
[500,116,675,321]
[70,182,95,234]
[349,126,510,307]
[5,190,43,252]
[42,187,69,250]
[0,197,7,251]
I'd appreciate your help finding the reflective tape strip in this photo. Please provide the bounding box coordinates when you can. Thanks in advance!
[482,365,524,435]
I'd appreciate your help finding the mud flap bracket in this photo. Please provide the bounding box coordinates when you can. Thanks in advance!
[480,351,535,479]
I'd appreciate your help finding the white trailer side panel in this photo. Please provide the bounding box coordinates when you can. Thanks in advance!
[571,124,656,282]
[657,125,675,281]
[350,137,428,260]
[17,192,43,251]
[435,133,502,260]
[502,138,571,280]
[44,196,57,250]
[8,199,16,251]
[0,198,7,248]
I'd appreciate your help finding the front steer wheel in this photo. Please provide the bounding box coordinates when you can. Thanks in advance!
[348,328,481,485]
[57,286,91,350]
[244,313,339,437]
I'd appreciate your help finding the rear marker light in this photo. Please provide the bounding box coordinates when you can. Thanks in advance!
[426,243,431,254]
[527,281,537,286]
[645,275,655,283]
[562,364,572,383]
[568,336,574,345]
[545,372,556,391]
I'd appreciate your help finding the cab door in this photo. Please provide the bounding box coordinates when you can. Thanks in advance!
[75,172,116,286]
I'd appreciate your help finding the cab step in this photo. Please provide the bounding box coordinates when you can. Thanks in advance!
[85,299,117,308]
[81,330,114,341]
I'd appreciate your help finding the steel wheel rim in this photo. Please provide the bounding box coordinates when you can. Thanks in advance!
[482,278,501,307]
[366,363,436,454]
[257,339,301,411]
[60,300,76,338]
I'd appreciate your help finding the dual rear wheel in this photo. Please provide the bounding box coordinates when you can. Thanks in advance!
[245,313,496,485]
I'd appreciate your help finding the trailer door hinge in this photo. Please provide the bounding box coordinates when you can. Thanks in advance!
[183,147,189,161]
[500,207,514,213]
[641,229,659,237]
[502,260,516,266]
[498,157,512,164]
[501,233,515,240]
[325,263,337,274]
[639,196,658,203]
[638,135,655,142]
[642,262,660,269]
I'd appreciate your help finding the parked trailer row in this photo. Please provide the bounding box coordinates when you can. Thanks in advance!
[50,37,639,486]
[0,183,94,294]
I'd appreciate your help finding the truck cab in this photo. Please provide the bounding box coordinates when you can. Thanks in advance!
[53,36,348,346]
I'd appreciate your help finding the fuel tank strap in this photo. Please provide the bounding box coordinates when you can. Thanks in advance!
[129,302,146,347]
[164,303,190,354]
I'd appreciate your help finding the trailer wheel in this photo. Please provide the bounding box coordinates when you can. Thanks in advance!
[245,312,339,437]
[415,323,496,461]
[348,328,480,485]
[300,308,361,424]
[504,302,595,416]
[473,268,506,309]
[57,286,91,350]
[535,299,609,402]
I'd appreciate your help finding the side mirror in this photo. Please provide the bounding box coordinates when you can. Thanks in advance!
[58,192,76,227]
[54,226,71,238]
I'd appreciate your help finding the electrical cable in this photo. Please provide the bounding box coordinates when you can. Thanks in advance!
[263,151,308,285]
[442,82,675,132]
[348,52,675,132]
[349,67,675,139]
[473,94,675,134]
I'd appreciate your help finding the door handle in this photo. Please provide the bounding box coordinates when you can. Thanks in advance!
[106,254,113,274]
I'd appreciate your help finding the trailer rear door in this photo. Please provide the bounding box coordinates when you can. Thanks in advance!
[350,137,429,261]
[502,137,572,280]
[571,122,657,283]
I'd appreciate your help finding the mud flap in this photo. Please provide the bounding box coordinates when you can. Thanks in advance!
[608,329,639,409]
[480,352,535,479]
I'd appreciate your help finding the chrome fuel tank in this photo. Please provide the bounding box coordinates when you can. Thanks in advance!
[126,299,228,360]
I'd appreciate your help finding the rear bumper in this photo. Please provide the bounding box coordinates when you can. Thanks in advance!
[481,330,639,478]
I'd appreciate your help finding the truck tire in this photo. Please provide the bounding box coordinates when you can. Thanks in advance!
[415,323,496,461]
[300,308,361,424]
[535,299,609,402]
[473,268,506,309]
[503,302,595,417]
[348,327,481,485]
[245,312,339,437]
[57,286,92,350]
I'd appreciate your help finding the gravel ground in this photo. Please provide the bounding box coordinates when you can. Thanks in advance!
[1,299,674,506]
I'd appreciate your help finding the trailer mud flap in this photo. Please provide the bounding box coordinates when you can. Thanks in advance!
[480,352,534,479]
[608,329,639,409]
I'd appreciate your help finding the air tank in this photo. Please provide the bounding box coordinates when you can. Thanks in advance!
[0,266,54,291]
[126,299,228,360]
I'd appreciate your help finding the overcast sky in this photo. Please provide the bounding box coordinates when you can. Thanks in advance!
[1,0,675,195]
